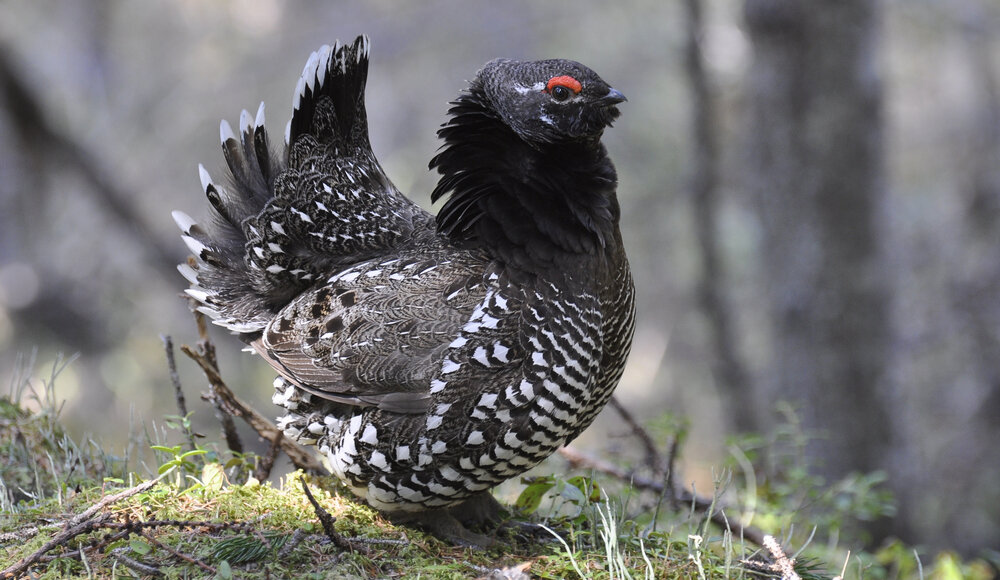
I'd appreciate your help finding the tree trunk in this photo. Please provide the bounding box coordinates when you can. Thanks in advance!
[684,0,756,432]
[743,0,892,499]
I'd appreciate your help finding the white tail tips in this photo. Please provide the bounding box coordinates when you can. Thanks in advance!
[220,118,236,145]
[172,210,197,234]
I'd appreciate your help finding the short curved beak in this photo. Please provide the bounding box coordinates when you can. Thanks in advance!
[601,87,627,105]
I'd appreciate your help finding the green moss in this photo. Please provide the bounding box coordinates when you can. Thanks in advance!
[3,376,990,579]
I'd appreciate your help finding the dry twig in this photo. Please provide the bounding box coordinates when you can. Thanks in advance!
[109,546,163,577]
[300,479,368,554]
[162,334,198,453]
[254,430,284,482]
[608,396,665,475]
[189,309,244,455]
[1,477,159,579]
[741,534,801,580]
[139,530,218,575]
[179,342,324,474]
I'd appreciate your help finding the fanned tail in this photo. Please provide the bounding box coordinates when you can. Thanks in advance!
[175,36,430,334]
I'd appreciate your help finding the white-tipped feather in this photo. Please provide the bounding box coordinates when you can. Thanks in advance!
[302,49,320,92]
[181,234,209,257]
[177,263,199,284]
[223,320,268,333]
[255,102,266,128]
[172,210,198,234]
[185,288,211,303]
[293,75,306,111]
[197,164,213,192]
[240,109,253,136]
[285,120,291,145]
[316,44,332,88]
[196,305,222,318]
[358,36,369,62]
[220,119,236,144]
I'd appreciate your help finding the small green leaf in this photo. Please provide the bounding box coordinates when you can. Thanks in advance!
[567,475,601,503]
[516,480,555,514]
[216,560,233,579]
[559,481,587,504]
[179,449,209,460]
[151,444,182,454]
[130,539,152,555]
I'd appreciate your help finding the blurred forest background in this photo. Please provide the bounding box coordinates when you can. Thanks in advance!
[1,0,998,559]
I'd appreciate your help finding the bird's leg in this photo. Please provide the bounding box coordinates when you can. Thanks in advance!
[388,507,497,548]
[449,491,507,529]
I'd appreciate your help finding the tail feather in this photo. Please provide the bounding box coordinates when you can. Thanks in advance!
[175,36,429,335]
[288,36,371,150]
[218,103,277,224]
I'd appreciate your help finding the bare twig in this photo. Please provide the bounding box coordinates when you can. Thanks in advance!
[139,530,217,575]
[35,528,132,565]
[67,477,159,529]
[1,516,110,578]
[741,535,801,580]
[558,446,766,547]
[665,433,681,509]
[254,430,284,482]
[179,343,324,474]
[277,528,308,558]
[162,335,198,453]
[188,310,244,456]
[763,535,801,580]
[608,396,665,476]
[110,547,163,577]
[300,479,366,554]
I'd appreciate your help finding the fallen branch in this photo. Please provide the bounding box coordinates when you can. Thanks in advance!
[109,546,163,577]
[558,445,766,547]
[67,477,159,529]
[2,477,159,579]
[139,529,217,576]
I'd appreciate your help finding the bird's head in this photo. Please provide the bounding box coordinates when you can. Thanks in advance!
[475,58,626,145]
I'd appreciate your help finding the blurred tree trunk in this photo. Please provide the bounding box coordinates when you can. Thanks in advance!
[742,0,892,512]
[684,0,756,432]
[947,4,1000,552]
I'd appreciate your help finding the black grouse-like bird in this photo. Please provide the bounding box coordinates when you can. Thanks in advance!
[174,36,634,545]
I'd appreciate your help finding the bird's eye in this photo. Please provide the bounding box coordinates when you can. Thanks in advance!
[551,85,572,102]
[545,75,582,103]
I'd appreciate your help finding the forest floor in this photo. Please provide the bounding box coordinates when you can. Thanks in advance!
[2,348,997,578]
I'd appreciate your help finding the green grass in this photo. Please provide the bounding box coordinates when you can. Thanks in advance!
[3,357,997,579]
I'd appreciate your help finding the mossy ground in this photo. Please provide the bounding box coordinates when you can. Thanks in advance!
[3,364,998,579]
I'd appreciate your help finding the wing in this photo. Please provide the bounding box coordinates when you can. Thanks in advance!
[252,246,499,414]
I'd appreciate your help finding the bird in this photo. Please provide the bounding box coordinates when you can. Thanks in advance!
[173,36,634,546]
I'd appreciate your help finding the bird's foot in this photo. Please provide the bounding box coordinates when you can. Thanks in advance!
[387,492,510,548]
[389,508,497,548]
